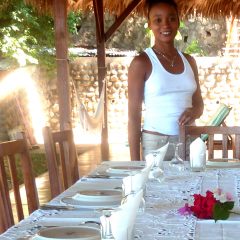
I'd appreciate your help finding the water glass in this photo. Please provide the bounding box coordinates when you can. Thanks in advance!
[190,152,206,171]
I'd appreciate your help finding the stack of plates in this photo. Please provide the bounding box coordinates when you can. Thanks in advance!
[32,226,100,240]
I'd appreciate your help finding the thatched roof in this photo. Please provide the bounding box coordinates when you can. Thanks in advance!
[25,0,240,19]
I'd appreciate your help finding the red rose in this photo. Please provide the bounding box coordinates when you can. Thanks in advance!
[190,191,218,219]
[179,190,235,221]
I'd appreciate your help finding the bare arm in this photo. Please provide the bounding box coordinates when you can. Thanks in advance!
[128,54,148,160]
[178,54,204,125]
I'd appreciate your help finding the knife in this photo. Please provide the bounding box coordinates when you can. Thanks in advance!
[86,174,123,179]
[40,204,76,210]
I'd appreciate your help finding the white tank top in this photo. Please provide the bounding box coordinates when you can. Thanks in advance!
[143,48,197,135]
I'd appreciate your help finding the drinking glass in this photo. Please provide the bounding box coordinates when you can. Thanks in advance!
[121,171,146,213]
[146,151,164,182]
[151,166,164,182]
[99,208,117,240]
[169,143,185,171]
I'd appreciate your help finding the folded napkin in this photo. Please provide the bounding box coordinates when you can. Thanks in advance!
[145,142,169,168]
[190,137,206,171]
[100,190,143,240]
[122,165,151,195]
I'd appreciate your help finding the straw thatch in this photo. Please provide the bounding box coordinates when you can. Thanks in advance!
[25,0,240,18]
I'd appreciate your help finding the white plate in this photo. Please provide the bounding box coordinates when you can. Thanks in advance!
[206,159,240,168]
[106,165,144,174]
[72,189,122,202]
[60,195,121,209]
[32,226,100,240]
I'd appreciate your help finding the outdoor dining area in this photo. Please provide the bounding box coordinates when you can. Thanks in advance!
[1,0,240,239]
[1,122,240,239]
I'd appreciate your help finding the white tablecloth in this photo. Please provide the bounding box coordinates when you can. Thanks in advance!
[1,161,240,240]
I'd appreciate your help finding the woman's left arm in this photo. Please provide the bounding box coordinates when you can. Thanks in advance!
[178,54,204,125]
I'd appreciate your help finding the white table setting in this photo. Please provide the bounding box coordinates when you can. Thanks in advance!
[1,142,240,240]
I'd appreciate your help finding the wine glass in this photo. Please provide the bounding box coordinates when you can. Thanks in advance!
[169,143,185,171]
[151,166,164,182]
[121,171,146,213]
[99,207,117,240]
[146,151,165,182]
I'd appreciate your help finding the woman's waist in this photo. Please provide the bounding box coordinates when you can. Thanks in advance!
[142,129,172,136]
[143,118,180,135]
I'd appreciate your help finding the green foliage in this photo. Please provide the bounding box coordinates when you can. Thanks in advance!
[5,151,47,189]
[185,40,205,56]
[179,21,185,28]
[213,201,234,222]
[67,11,82,35]
[0,0,55,68]
[175,20,205,56]
[0,0,83,71]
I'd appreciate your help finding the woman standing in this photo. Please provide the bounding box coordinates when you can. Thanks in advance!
[128,0,204,160]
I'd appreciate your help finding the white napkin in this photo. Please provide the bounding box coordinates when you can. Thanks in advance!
[122,165,151,195]
[190,137,206,170]
[145,142,169,168]
[100,190,143,240]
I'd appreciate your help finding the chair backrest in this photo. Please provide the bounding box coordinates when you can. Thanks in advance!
[179,125,240,160]
[0,132,39,233]
[201,103,232,141]
[42,126,79,199]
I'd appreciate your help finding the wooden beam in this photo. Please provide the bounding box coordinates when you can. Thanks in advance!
[93,0,109,160]
[105,0,143,41]
[93,0,103,42]
[53,0,71,130]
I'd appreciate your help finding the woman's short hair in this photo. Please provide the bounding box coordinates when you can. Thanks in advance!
[144,0,178,19]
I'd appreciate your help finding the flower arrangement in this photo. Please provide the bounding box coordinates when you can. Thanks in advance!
[178,189,234,221]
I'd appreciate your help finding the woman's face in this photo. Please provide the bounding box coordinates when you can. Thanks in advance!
[148,3,179,44]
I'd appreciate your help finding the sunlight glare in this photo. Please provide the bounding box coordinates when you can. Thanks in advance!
[0,67,46,143]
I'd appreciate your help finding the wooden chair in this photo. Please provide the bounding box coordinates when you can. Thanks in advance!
[200,103,232,149]
[0,132,39,233]
[179,125,240,160]
[42,126,79,199]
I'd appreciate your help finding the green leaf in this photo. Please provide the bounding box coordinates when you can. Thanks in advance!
[213,202,234,222]
[222,201,234,210]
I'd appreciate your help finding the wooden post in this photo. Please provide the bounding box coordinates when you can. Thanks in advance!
[53,0,71,131]
[94,0,109,160]
[98,42,109,160]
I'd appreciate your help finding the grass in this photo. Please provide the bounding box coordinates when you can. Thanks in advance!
[30,151,48,177]
[4,150,48,189]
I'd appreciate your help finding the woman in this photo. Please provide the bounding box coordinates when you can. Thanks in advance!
[128,0,204,161]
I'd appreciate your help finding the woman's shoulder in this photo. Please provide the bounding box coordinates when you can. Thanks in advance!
[128,50,152,79]
[181,52,198,70]
[130,51,151,68]
[132,51,149,64]
[181,52,196,64]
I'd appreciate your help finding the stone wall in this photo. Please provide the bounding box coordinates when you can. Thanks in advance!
[72,13,226,56]
[176,17,227,56]
[0,57,239,143]
[72,12,150,52]
[196,57,240,125]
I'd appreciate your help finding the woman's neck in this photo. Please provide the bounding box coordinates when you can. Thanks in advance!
[153,43,176,56]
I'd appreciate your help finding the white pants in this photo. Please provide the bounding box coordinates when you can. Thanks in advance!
[141,132,192,161]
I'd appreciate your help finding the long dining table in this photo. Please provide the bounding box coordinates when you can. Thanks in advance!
[1,160,240,240]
